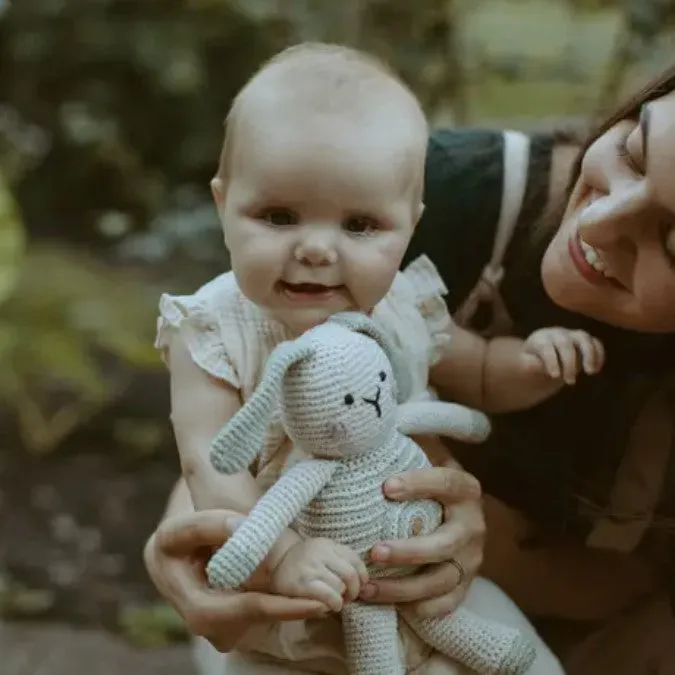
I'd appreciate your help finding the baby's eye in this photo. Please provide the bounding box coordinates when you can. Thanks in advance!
[344,393,355,406]
[379,371,386,382]
[258,208,298,227]
[343,215,378,235]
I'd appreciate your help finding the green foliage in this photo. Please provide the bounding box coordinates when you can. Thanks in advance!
[0,172,162,454]
[0,244,162,454]
[0,573,56,618]
[118,603,187,648]
[0,170,25,304]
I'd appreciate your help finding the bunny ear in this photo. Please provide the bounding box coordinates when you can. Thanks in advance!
[327,311,412,404]
[210,337,316,474]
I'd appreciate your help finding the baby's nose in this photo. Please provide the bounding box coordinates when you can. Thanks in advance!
[295,232,337,265]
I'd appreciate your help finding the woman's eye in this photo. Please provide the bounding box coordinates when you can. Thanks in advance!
[343,215,378,235]
[259,208,298,226]
[616,133,644,176]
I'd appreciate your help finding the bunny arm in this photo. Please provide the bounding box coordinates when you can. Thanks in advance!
[397,400,490,443]
[206,458,338,590]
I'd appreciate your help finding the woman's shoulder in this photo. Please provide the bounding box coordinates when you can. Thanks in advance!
[404,128,555,313]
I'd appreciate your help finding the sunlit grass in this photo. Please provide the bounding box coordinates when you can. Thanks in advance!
[469,78,598,123]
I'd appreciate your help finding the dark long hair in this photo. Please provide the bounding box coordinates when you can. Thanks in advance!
[507,65,675,373]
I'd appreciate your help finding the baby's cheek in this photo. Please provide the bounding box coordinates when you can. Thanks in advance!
[353,273,397,309]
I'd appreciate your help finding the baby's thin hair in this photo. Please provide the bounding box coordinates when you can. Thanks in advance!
[216,42,427,183]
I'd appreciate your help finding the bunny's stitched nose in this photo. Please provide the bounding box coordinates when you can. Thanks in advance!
[362,386,382,418]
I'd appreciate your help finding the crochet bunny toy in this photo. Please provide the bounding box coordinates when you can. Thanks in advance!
[205,312,536,675]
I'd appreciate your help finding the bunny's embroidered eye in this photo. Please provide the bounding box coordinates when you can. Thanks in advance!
[379,371,386,382]
[344,393,354,405]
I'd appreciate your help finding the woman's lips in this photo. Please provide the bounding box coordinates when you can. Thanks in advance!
[568,230,625,290]
[568,231,608,285]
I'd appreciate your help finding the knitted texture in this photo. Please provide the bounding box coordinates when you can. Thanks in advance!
[397,400,491,443]
[210,339,316,474]
[206,315,534,675]
[404,609,537,675]
[206,459,336,589]
[342,603,405,675]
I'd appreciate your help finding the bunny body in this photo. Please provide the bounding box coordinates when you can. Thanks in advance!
[206,313,536,675]
[297,432,442,570]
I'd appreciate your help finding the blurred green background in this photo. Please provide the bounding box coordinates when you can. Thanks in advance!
[0,0,673,648]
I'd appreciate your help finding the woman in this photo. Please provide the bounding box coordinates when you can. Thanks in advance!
[145,65,675,674]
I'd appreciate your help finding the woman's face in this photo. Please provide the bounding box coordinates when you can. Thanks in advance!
[541,90,675,333]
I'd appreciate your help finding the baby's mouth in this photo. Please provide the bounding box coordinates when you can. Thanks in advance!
[278,281,343,300]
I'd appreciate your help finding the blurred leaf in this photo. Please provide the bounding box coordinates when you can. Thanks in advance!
[0,244,163,453]
[118,603,187,648]
[5,246,161,368]
[0,171,26,306]
[0,578,56,618]
[113,418,165,457]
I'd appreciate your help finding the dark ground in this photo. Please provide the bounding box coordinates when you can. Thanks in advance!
[0,368,194,672]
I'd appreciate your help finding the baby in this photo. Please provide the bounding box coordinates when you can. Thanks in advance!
[157,43,589,674]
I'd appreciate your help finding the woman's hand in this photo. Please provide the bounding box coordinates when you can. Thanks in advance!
[144,509,329,653]
[359,463,485,619]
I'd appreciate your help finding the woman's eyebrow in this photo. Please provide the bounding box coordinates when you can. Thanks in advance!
[639,103,651,166]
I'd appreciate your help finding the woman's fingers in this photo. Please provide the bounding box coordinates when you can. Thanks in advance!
[184,589,329,647]
[148,509,330,649]
[155,509,244,556]
[383,467,481,504]
[360,559,464,605]
[371,521,471,566]
[168,557,329,628]
[409,582,468,620]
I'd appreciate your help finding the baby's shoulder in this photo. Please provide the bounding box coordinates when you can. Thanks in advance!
[155,271,277,390]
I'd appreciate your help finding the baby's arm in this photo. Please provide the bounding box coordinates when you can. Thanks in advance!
[431,324,604,413]
[167,336,301,567]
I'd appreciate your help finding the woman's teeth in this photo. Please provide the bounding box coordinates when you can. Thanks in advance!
[579,238,608,276]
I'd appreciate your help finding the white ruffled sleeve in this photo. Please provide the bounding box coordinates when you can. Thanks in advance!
[401,255,454,366]
[155,275,240,388]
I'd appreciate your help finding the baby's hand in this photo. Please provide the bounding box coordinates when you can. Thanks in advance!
[270,538,368,613]
[522,327,604,385]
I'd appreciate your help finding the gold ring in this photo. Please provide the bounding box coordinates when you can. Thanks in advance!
[449,558,466,586]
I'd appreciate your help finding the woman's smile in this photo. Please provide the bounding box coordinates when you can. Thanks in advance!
[567,230,622,289]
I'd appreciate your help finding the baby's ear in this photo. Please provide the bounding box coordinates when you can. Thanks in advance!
[211,176,225,210]
[414,201,425,228]
[211,177,230,247]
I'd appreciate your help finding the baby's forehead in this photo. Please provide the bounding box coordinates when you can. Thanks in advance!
[220,49,428,182]
[234,77,425,158]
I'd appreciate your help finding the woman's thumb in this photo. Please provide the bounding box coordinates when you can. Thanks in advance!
[224,513,246,531]
[156,509,246,554]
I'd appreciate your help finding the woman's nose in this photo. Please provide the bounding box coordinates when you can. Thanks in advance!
[577,184,648,250]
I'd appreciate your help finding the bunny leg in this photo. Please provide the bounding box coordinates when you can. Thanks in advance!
[341,602,405,675]
[401,606,536,675]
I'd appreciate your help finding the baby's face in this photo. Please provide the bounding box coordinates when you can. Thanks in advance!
[214,110,423,334]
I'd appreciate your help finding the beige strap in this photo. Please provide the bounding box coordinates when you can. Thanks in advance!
[454,130,530,333]
[586,383,673,552]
